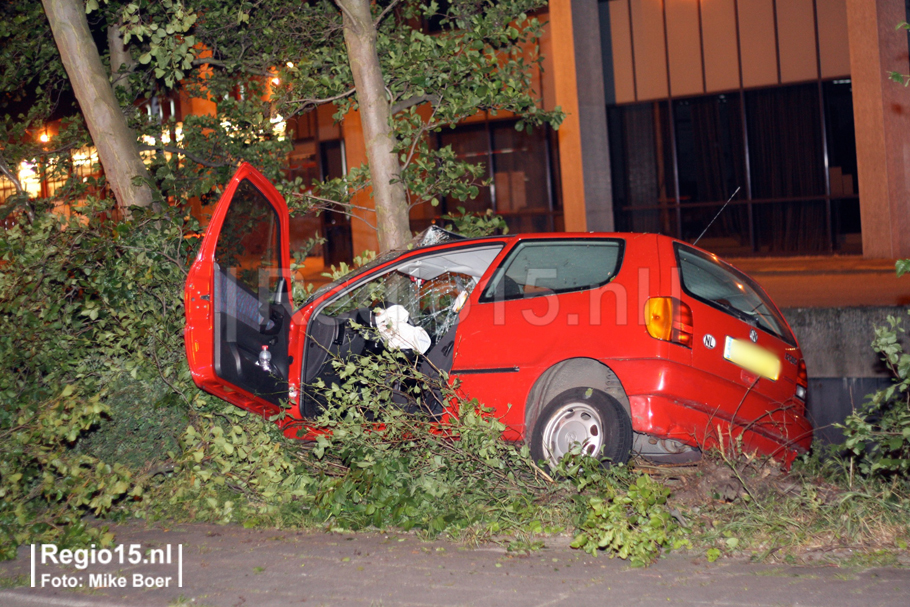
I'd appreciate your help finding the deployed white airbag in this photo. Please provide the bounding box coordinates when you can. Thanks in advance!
[374,305,431,354]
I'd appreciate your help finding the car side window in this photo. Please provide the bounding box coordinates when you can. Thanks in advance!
[480,239,624,302]
[214,179,280,294]
[676,245,794,345]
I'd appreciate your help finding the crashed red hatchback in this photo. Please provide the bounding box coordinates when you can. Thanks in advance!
[185,164,812,467]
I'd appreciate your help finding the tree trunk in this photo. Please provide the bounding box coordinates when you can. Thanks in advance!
[42,0,153,211]
[337,0,410,251]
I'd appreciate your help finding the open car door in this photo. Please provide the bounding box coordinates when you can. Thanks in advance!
[185,163,293,418]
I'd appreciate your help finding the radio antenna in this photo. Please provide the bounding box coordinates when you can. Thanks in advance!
[693,186,741,246]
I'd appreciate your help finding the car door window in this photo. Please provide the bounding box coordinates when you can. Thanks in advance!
[480,239,624,302]
[215,179,280,296]
[676,245,794,345]
[209,175,291,407]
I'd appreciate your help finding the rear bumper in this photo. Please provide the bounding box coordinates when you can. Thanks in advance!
[609,358,813,465]
[629,394,812,466]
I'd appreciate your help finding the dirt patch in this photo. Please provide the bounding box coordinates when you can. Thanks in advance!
[636,454,841,509]
[633,453,910,565]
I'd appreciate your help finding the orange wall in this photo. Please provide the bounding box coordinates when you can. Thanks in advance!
[609,0,851,103]
[549,0,588,232]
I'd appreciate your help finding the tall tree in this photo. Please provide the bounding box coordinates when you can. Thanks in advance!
[4,0,562,250]
[41,0,152,211]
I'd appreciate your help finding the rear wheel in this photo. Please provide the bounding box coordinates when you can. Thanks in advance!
[530,388,632,469]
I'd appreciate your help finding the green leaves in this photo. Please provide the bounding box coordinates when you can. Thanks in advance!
[0,198,202,558]
[441,207,508,238]
[569,462,689,567]
[896,259,910,278]
[839,289,910,476]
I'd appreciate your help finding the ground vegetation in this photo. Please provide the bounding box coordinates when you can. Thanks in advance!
[2,0,910,570]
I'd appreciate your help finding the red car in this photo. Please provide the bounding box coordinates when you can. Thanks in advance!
[184,164,812,467]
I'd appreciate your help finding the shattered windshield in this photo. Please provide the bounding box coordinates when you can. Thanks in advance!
[322,268,476,342]
[301,248,403,308]
[316,245,503,343]
[300,227,470,309]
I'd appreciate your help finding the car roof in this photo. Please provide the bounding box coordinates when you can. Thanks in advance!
[427,231,665,249]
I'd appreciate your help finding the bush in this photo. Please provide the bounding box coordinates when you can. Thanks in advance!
[0,199,196,556]
[841,261,910,476]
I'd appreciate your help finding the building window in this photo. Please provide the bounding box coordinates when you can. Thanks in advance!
[608,101,678,237]
[609,80,861,257]
[413,118,561,234]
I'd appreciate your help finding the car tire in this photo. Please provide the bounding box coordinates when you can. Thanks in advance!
[530,387,632,469]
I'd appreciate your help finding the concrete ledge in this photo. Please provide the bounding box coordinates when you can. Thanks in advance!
[782,306,908,445]
[732,257,910,308]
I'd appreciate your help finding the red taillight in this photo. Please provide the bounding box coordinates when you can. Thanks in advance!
[797,359,808,386]
[795,359,808,401]
[645,297,694,348]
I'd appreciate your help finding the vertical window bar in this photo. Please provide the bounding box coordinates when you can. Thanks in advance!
[772,0,782,85]
[661,0,682,239]
[627,0,638,102]
[486,115,496,212]
[697,0,707,95]
[733,0,755,252]
[543,124,556,232]
[812,0,834,252]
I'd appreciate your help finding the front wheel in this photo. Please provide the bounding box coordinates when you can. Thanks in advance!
[529,388,632,469]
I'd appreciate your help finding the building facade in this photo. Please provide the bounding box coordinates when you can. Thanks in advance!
[5,0,909,263]
[552,0,910,260]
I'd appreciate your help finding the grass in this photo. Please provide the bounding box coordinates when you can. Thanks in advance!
[0,574,28,588]
[671,450,910,565]
[53,368,910,568]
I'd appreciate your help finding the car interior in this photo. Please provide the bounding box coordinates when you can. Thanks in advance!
[299,246,503,417]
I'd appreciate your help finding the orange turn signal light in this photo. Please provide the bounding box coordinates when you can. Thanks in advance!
[645,297,694,348]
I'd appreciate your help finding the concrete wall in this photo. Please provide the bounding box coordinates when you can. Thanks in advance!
[783,307,909,378]
[782,306,909,444]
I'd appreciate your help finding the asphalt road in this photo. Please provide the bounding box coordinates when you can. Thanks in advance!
[1,522,909,606]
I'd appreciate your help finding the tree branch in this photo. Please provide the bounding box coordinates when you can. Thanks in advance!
[401,107,438,173]
[0,153,34,223]
[0,153,26,197]
[300,193,377,230]
[374,0,405,27]
[391,94,439,115]
[333,0,361,34]
[289,88,356,113]
[137,142,233,169]
[191,58,272,77]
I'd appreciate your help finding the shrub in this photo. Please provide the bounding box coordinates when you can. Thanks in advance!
[0,199,196,555]
[840,261,910,476]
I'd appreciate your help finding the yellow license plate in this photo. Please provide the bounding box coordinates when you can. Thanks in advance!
[723,337,781,381]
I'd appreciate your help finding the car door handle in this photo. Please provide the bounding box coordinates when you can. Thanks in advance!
[260,306,284,335]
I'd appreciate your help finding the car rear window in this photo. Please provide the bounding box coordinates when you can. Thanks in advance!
[480,239,624,302]
[676,244,795,345]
